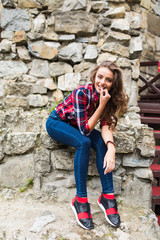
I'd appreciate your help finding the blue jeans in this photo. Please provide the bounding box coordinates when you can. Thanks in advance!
[46,110,114,197]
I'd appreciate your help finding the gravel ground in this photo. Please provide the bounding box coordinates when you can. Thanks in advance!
[0,188,160,240]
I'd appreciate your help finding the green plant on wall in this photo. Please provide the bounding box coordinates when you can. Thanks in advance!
[19,178,34,192]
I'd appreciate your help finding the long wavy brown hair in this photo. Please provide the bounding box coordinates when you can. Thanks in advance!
[90,61,129,130]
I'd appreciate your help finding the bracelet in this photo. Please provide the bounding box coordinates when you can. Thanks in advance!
[106,140,116,148]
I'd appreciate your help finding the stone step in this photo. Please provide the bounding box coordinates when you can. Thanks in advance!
[138,102,160,114]
[140,94,160,100]
[150,164,160,180]
[157,215,160,226]
[154,130,160,139]
[140,116,160,124]
[156,146,160,156]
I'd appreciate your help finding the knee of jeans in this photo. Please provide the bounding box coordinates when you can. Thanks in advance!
[78,137,91,149]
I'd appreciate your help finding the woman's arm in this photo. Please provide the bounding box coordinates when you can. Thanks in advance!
[101,125,116,175]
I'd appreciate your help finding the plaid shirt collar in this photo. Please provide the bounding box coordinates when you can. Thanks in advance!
[92,84,99,103]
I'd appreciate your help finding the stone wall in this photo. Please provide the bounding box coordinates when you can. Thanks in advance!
[0,0,159,208]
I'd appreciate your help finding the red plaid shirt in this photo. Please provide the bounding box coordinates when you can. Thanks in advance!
[54,84,108,136]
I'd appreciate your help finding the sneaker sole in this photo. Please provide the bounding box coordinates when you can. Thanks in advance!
[70,203,93,230]
[97,200,118,227]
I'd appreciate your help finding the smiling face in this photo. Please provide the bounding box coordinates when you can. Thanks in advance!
[94,67,113,94]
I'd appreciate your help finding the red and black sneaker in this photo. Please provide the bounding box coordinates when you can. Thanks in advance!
[71,196,94,230]
[97,193,120,227]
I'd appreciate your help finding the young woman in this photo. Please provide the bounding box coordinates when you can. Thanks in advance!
[46,61,128,230]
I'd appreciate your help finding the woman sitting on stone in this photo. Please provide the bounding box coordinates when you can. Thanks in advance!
[46,61,128,230]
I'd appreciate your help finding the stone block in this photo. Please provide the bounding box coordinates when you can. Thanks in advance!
[51,149,75,171]
[17,46,31,61]
[1,31,14,40]
[140,0,151,9]
[4,132,37,155]
[147,13,160,37]
[122,152,152,167]
[111,19,130,33]
[62,0,87,11]
[33,14,46,33]
[84,45,98,61]
[34,148,51,174]
[14,30,27,44]
[100,42,129,58]
[1,8,30,31]
[113,175,122,195]
[4,82,30,96]
[58,73,81,91]
[18,0,44,8]
[30,59,49,78]
[59,42,83,63]
[0,154,34,188]
[40,78,56,91]
[97,53,118,65]
[55,11,98,35]
[104,7,125,18]
[114,132,135,153]
[0,61,28,78]
[49,62,73,77]
[1,0,16,8]
[133,168,153,181]
[44,0,64,10]
[135,125,155,157]
[28,94,48,107]
[28,41,60,60]
[4,96,29,109]
[0,39,12,53]
[122,176,152,208]
[106,31,131,44]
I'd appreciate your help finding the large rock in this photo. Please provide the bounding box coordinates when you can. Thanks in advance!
[28,94,48,107]
[58,73,81,91]
[104,7,125,18]
[55,11,98,35]
[4,82,30,96]
[62,0,87,11]
[114,132,135,153]
[28,41,60,60]
[33,14,46,33]
[0,39,12,53]
[0,61,28,77]
[126,12,141,30]
[34,148,51,174]
[135,125,155,157]
[49,62,73,77]
[30,59,49,77]
[1,8,31,31]
[84,45,98,61]
[147,13,160,37]
[122,176,152,208]
[100,42,129,57]
[4,132,37,155]
[0,154,34,188]
[1,0,16,8]
[18,0,44,8]
[59,43,83,63]
[44,0,64,10]
[51,149,75,171]
[4,96,29,109]
[122,152,152,167]
[111,19,130,33]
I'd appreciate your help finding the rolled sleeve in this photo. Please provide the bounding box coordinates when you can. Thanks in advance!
[73,89,90,136]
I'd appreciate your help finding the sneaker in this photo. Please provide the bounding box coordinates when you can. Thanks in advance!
[97,194,120,227]
[71,196,94,230]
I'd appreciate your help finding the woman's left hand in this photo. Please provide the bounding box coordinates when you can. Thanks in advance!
[103,149,115,175]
